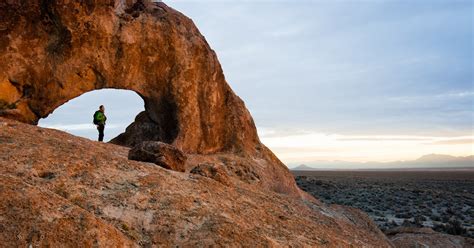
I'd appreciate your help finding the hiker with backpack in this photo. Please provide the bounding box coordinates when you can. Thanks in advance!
[93,105,107,142]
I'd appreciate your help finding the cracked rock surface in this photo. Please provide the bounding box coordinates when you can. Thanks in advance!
[0,118,393,247]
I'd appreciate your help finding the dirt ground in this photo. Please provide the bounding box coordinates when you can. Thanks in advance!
[293,170,474,239]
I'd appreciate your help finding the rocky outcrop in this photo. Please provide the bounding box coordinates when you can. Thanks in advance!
[110,111,165,148]
[190,163,231,186]
[0,118,393,247]
[0,0,301,198]
[0,0,258,155]
[128,141,187,172]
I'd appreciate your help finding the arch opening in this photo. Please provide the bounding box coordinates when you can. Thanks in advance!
[38,89,177,146]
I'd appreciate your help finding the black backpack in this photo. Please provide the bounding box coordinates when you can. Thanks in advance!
[93,111,99,125]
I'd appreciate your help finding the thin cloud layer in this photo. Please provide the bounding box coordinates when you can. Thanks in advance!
[259,127,474,163]
[37,1,473,166]
[169,0,472,136]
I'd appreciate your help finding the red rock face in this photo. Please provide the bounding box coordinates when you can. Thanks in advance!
[0,0,256,155]
[0,0,301,197]
[0,118,393,247]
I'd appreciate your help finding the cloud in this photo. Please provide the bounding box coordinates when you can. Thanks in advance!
[337,137,432,142]
[42,123,122,131]
[266,26,305,38]
[258,127,474,163]
[428,139,474,145]
[174,0,473,137]
[257,126,311,138]
[388,91,474,103]
[42,123,95,131]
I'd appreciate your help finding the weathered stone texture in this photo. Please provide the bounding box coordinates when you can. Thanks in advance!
[0,0,301,197]
[128,141,187,172]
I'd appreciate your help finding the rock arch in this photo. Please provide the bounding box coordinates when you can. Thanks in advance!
[0,0,305,198]
[38,88,144,141]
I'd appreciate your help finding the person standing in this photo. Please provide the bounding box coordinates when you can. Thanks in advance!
[93,105,107,142]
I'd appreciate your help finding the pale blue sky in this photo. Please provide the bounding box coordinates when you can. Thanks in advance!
[40,0,473,164]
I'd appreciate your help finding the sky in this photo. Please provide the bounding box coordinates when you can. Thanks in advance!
[39,0,473,167]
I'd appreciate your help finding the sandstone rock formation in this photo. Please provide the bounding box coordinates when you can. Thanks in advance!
[0,0,301,198]
[0,0,257,155]
[0,175,136,247]
[128,141,187,172]
[0,118,393,247]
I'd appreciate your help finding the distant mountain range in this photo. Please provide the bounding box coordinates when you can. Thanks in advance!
[290,154,474,170]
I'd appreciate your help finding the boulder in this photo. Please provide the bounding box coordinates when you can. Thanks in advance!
[128,141,186,172]
[190,163,231,186]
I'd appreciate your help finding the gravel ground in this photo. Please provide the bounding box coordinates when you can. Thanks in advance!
[293,170,474,238]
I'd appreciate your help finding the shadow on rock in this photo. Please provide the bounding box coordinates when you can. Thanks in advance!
[128,141,187,172]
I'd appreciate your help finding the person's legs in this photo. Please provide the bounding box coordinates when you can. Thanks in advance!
[97,124,104,142]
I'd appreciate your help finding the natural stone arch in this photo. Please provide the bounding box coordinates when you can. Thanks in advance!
[0,0,257,155]
[0,0,305,198]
